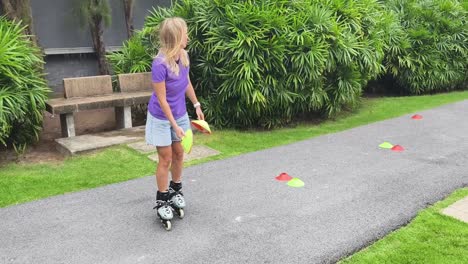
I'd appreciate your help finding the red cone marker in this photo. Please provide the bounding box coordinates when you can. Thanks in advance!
[275,172,293,181]
[391,145,404,152]
[411,114,423,120]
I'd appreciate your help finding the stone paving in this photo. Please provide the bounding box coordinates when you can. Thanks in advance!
[442,197,468,223]
[54,125,221,162]
[146,144,220,162]
[55,126,145,155]
[127,140,155,154]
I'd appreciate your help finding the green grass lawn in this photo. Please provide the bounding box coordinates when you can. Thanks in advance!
[1,91,468,208]
[339,188,468,264]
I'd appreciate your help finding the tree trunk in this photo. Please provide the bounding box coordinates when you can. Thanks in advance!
[1,0,16,19]
[19,0,37,46]
[91,16,110,75]
[123,0,134,38]
[1,0,38,46]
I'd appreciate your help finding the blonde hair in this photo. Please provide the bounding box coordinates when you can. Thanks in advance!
[157,17,190,75]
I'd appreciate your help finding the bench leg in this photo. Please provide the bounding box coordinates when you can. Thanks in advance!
[115,106,132,129]
[60,113,75,137]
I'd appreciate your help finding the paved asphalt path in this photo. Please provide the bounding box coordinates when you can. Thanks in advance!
[1,101,467,264]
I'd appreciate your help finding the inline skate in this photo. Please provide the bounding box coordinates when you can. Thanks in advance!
[169,181,185,219]
[154,191,173,231]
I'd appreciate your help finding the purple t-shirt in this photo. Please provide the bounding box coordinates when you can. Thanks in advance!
[148,54,189,120]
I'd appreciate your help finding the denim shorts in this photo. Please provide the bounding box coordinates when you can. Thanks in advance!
[145,112,190,147]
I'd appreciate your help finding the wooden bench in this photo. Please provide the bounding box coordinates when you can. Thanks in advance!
[45,74,152,138]
[116,72,153,128]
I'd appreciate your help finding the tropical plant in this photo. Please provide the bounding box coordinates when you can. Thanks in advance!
[0,17,49,150]
[383,0,468,94]
[111,0,395,128]
[75,0,112,75]
[107,27,156,74]
[288,0,395,116]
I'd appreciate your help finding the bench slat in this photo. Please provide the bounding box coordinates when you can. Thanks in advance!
[118,72,152,93]
[46,92,152,115]
[64,75,113,98]
[46,74,154,138]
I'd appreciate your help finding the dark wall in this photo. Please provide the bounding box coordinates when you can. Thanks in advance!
[45,54,99,97]
[31,0,171,50]
[30,0,171,96]
[134,0,171,29]
[31,0,93,50]
[103,0,129,47]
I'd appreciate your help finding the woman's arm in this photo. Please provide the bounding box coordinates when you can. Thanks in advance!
[186,77,204,120]
[153,81,185,137]
[185,77,198,106]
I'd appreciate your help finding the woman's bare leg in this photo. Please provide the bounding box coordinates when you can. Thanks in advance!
[156,146,172,191]
[170,141,184,183]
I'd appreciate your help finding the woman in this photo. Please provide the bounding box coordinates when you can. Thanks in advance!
[146,17,204,230]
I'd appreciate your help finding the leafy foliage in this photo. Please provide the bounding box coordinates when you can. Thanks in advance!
[383,0,468,94]
[75,0,112,28]
[0,17,49,149]
[111,0,394,128]
[107,27,156,73]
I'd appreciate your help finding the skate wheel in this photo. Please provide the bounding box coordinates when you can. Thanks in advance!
[163,220,172,231]
[178,209,185,219]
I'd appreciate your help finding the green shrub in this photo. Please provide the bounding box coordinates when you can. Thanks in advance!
[383,0,468,94]
[111,0,394,128]
[107,27,155,74]
[0,17,49,150]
